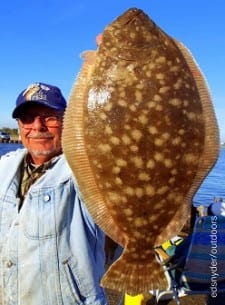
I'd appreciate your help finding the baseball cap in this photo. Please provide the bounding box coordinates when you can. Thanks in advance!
[12,82,67,118]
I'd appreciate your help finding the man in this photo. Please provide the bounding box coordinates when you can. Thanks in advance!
[0,82,108,305]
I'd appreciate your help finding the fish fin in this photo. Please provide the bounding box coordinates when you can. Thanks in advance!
[173,39,220,169]
[62,53,126,247]
[101,245,167,295]
[155,202,190,246]
[156,41,220,246]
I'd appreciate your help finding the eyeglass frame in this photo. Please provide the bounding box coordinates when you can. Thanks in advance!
[16,112,64,128]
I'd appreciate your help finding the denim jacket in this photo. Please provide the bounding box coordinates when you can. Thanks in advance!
[0,148,107,305]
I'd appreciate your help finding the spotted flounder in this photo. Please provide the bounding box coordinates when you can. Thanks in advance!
[62,8,219,295]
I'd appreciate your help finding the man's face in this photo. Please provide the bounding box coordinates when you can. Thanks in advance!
[17,104,64,164]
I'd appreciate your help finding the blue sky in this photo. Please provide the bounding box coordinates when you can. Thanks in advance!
[1,0,224,141]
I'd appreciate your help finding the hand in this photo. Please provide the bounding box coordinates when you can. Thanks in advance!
[96,33,103,46]
[210,201,225,216]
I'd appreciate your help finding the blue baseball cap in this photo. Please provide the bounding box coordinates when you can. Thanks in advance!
[12,82,67,118]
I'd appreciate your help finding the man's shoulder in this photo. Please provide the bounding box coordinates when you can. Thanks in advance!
[0,148,26,162]
[48,153,74,182]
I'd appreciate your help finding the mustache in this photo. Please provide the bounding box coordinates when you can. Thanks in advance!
[27,132,54,139]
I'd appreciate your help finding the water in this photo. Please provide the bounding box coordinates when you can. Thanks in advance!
[0,143,23,157]
[193,147,225,207]
[0,143,224,207]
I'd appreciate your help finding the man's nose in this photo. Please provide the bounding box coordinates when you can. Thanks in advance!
[31,116,47,130]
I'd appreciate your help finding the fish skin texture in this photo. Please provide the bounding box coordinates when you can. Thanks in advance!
[62,7,219,295]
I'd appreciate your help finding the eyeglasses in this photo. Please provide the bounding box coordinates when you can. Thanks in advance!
[17,114,63,128]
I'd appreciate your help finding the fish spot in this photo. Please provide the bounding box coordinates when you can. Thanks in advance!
[129,104,137,112]
[154,201,165,210]
[131,156,143,168]
[116,158,127,167]
[155,56,166,64]
[108,192,120,202]
[125,186,135,196]
[124,124,131,130]
[124,208,133,216]
[164,158,173,168]
[99,112,107,120]
[105,125,113,135]
[96,163,103,169]
[147,101,156,109]
[145,70,152,78]
[169,65,180,73]
[178,129,185,135]
[154,138,164,147]
[148,125,158,135]
[122,134,131,145]
[156,104,163,111]
[183,100,189,107]
[141,254,147,260]
[173,78,183,90]
[98,143,112,153]
[136,83,144,90]
[131,129,142,142]
[186,112,197,121]
[153,94,162,102]
[138,172,150,181]
[162,132,170,140]
[154,152,164,162]
[174,194,184,204]
[148,62,156,70]
[138,114,148,125]
[146,159,155,169]
[115,177,123,185]
[159,79,166,86]
[131,252,139,259]
[156,73,165,80]
[171,137,182,146]
[157,185,169,195]
[149,214,159,222]
[105,182,112,188]
[118,99,127,107]
[183,153,198,164]
[110,136,120,145]
[130,145,138,153]
[145,184,155,196]
[168,177,176,184]
[159,86,171,94]
[135,187,144,198]
[118,90,126,99]
[135,90,143,102]
[153,224,159,230]
[104,102,113,112]
[112,166,121,174]
[133,230,143,239]
[169,98,182,107]
[167,210,175,215]
[171,168,178,176]
[134,217,144,227]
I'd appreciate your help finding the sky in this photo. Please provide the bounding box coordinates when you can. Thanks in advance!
[0,0,224,141]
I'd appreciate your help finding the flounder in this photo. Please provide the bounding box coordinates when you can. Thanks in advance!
[62,8,219,295]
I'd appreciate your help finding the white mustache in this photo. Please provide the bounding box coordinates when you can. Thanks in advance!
[27,132,53,139]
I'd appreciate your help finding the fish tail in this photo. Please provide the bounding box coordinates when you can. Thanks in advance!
[101,248,167,296]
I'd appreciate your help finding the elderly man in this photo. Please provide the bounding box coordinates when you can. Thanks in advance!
[0,82,108,305]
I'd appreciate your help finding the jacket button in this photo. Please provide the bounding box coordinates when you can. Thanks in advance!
[44,194,50,202]
[62,259,69,264]
[6,260,13,268]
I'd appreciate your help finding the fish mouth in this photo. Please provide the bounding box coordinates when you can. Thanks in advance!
[101,7,162,60]
[115,8,145,26]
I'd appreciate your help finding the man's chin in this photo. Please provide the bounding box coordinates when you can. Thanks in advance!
[29,149,58,158]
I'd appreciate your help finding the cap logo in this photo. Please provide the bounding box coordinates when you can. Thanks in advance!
[23,83,50,102]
